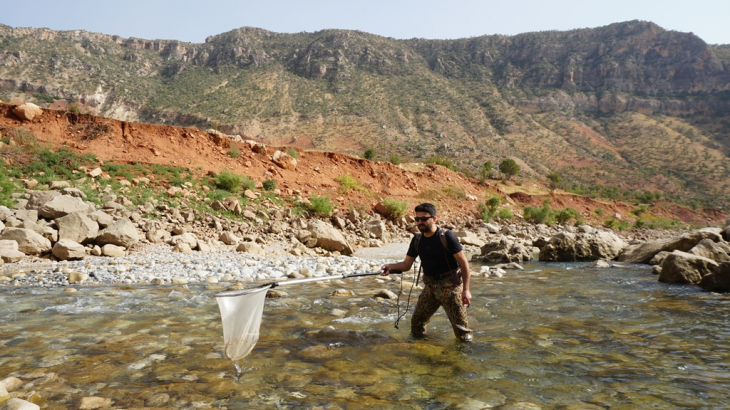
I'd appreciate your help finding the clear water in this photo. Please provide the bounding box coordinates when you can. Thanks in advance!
[1,262,729,409]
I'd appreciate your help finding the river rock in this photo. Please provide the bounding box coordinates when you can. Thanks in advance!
[475,238,532,263]
[102,244,126,257]
[0,377,23,392]
[0,228,51,255]
[1,398,40,410]
[87,210,114,228]
[374,289,397,299]
[454,229,486,247]
[688,239,730,263]
[272,150,297,170]
[649,251,671,265]
[0,240,25,262]
[365,219,387,240]
[78,396,112,410]
[68,271,89,283]
[699,262,730,292]
[236,242,264,256]
[145,394,170,407]
[52,239,86,260]
[305,326,396,343]
[589,259,611,268]
[55,212,99,244]
[266,289,289,298]
[658,250,719,284]
[196,240,211,252]
[491,262,524,269]
[14,210,38,223]
[619,230,723,264]
[539,231,626,262]
[21,220,57,242]
[96,219,139,247]
[146,229,171,244]
[219,231,240,245]
[25,191,62,210]
[60,187,87,199]
[331,288,356,297]
[307,219,354,255]
[39,195,92,219]
[173,243,193,254]
[170,232,198,248]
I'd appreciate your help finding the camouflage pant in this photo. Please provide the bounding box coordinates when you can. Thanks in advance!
[411,277,471,340]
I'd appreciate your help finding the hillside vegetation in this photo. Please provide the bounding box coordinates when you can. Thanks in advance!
[0,20,729,210]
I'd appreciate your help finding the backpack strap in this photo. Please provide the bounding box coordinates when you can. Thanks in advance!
[439,228,450,254]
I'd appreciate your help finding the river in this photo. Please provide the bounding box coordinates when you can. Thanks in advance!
[1,261,729,409]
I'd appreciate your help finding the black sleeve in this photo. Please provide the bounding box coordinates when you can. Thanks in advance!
[406,235,419,258]
[444,230,463,254]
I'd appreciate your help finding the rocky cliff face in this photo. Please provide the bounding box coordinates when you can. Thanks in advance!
[407,21,730,95]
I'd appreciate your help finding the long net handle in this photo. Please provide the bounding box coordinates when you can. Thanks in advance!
[215,271,403,297]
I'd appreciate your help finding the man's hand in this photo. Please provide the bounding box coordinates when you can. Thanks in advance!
[380,264,391,276]
[462,289,472,307]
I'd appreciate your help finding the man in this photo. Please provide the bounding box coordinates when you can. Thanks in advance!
[382,203,472,341]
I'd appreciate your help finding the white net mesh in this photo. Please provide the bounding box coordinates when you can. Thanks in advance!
[215,286,269,361]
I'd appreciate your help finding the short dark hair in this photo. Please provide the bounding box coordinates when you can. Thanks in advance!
[414,203,437,217]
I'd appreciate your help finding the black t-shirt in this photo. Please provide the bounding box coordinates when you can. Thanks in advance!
[407,228,463,278]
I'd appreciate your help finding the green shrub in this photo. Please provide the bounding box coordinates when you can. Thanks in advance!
[426,155,454,170]
[633,204,649,216]
[335,174,367,194]
[381,198,408,219]
[389,154,402,165]
[478,195,502,222]
[286,147,299,159]
[605,219,616,229]
[363,148,375,160]
[497,208,513,221]
[307,195,335,216]
[594,207,605,216]
[523,203,554,224]
[262,178,276,191]
[241,176,256,191]
[546,171,561,189]
[554,207,581,225]
[229,145,240,158]
[499,158,520,180]
[479,160,493,181]
[634,218,646,228]
[213,171,244,192]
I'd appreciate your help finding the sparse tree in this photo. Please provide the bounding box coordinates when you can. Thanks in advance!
[499,158,520,180]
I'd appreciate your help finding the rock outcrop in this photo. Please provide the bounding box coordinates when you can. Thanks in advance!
[539,229,626,262]
[618,231,723,264]
[657,251,719,284]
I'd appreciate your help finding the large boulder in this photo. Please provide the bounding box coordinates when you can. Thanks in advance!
[236,242,265,256]
[272,150,297,171]
[39,195,92,219]
[170,232,198,248]
[20,220,57,242]
[87,210,115,228]
[55,212,99,244]
[0,228,51,255]
[0,239,25,262]
[618,230,723,264]
[688,239,730,263]
[722,226,730,242]
[474,238,532,263]
[219,231,240,245]
[453,230,485,247]
[25,191,62,210]
[365,219,388,240]
[658,251,719,284]
[96,219,139,248]
[539,230,626,262]
[699,262,730,292]
[307,219,354,255]
[12,103,43,121]
[52,239,86,260]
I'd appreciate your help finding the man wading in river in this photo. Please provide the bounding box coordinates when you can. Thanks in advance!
[381,203,472,341]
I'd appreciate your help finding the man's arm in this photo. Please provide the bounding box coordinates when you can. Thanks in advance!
[381,256,416,275]
[453,251,471,307]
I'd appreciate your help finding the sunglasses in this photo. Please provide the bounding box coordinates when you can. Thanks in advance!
[414,216,434,222]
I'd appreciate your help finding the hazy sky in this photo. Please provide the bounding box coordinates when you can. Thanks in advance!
[2,0,728,45]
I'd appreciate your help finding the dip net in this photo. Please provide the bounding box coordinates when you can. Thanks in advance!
[215,286,270,361]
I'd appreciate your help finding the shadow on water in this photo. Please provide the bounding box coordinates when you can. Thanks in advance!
[1,262,729,408]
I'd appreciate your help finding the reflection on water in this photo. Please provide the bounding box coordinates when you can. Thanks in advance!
[1,262,729,409]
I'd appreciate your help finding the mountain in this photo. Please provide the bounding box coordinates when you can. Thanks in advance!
[0,21,729,209]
